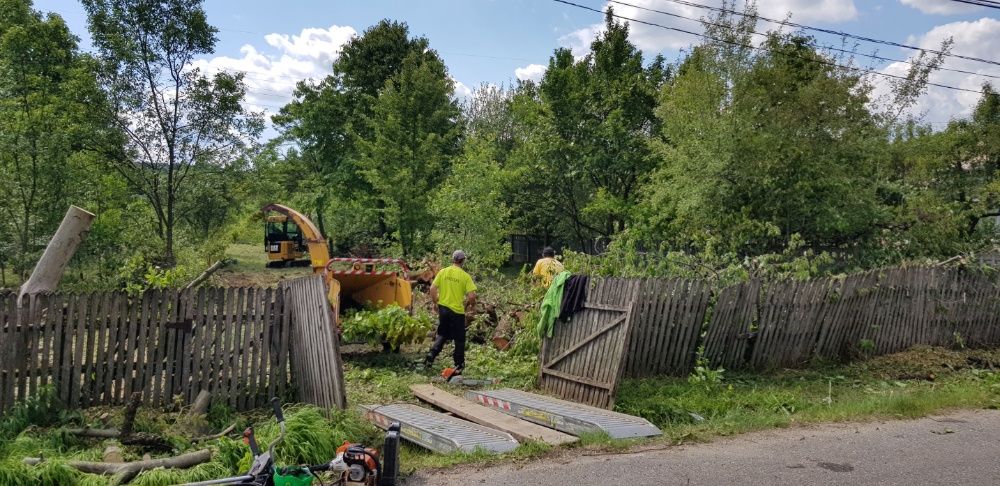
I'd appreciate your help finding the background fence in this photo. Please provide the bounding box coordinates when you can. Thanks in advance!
[705,266,1000,370]
[0,277,345,413]
[541,266,1000,407]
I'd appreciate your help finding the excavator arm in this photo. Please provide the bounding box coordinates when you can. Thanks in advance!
[261,203,330,274]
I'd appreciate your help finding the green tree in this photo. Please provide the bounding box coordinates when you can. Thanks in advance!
[82,0,263,265]
[509,9,665,248]
[356,48,461,257]
[0,0,111,278]
[274,20,430,243]
[431,136,512,271]
[643,24,886,256]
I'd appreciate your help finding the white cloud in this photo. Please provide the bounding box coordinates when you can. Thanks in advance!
[558,0,858,56]
[453,78,473,99]
[191,25,357,115]
[758,0,858,23]
[515,63,547,82]
[900,0,983,15]
[876,18,1000,121]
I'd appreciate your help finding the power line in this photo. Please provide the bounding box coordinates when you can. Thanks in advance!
[552,0,983,94]
[650,0,1000,68]
[946,0,1000,10]
[607,0,1000,81]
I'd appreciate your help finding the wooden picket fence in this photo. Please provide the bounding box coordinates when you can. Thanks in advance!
[705,266,1000,370]
[0,277,345,414]
[541,266,1000,407]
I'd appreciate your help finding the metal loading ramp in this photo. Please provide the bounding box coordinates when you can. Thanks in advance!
[466,389,662,439]
[361,404,519,454]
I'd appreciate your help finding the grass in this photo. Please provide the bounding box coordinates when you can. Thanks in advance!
[2,346,1000,484]
[210,243,311,287]
[614,345,1000,444]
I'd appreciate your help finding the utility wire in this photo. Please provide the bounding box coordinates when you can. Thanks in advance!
[946,0,1000,10]
[608,0,1000,80]
[552,0,983,93]
[650,0,1000,68]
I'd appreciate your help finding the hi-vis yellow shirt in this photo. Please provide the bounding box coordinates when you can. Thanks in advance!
[532,257,565,286]
[432,265,477,314]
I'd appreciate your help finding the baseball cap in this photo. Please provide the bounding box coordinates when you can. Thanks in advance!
[452,250,467,261]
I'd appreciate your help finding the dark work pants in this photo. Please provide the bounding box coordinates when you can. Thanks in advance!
[427,306,466,369]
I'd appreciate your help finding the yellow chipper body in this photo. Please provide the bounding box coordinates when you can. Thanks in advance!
[261,203,413,321]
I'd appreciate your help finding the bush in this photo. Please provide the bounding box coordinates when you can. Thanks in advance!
[342,305,434,351]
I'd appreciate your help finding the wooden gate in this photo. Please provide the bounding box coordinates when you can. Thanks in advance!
[539,278,640,409]
[281,276,347,411]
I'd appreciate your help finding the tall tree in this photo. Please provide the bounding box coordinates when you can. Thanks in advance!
[0,0,110,278]
[356,49,461,257]
[510,9,665,248]
[83,0,263,265]
[274,20,429,243]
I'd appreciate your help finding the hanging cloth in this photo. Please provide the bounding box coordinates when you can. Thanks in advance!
[536,271,572,339]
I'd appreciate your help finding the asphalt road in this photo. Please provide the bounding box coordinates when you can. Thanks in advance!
[404,409,1000,486]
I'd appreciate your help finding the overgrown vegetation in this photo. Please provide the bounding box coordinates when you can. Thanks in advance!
[341,305,435,351]
[2,0,998,289]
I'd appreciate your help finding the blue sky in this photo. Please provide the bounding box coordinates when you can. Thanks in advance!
[33,0,1000,128]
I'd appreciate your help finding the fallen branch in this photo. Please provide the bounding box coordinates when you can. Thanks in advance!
[191,422,237,443]
[63,427,120,438]
[25,449,211,485]
[186,259,235,289]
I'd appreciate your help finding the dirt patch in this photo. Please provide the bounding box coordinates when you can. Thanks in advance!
[848,346,1000,381]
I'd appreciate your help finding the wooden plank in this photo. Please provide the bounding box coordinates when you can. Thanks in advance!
[239,287,256,410]
[275,286,291,398]
[68,293,89,407]
[542,367,613,389]
[411,384,577,445]
[261,288,275,403]
[107,292,125,404]
[192,288,206,397]
[215,288,231,405]
[227,287,244,408]
[252,286,267,408]
[90,292,111,406]
[38,294,56,396]
[265,287,278,401]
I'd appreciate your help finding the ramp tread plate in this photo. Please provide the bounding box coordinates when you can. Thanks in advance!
[467,388,661,439]
[363,403,519,454]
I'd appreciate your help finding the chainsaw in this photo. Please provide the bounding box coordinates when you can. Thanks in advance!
[433,367,500,387]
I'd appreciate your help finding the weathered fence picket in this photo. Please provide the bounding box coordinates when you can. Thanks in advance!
[0,277,345,414]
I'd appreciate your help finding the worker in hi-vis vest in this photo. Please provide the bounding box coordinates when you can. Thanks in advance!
[425,250,477,374]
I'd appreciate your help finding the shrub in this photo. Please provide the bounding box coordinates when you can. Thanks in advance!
[342,305,434,351]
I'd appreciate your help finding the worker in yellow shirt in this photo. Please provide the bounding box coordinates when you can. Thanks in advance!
[425,250,477,374]
[532,247,565,287]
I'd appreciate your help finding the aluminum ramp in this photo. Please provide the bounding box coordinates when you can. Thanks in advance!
[466,388,661,439]
[361,403,519,454]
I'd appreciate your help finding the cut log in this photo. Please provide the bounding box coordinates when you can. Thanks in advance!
[19,206,95,301]
[25,449,211,485]
[186,259,235,289]
[64,428,120,438]
[191,422,237,443]
[410,384,577,446]
[103,446,123,463]
[491,317,514,350]
[120,392,141,438]
[188,390,212,417]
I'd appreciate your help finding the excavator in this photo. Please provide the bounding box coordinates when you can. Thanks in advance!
[261,203,424,321]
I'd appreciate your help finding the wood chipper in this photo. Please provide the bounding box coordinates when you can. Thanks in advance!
[261,203,416,321]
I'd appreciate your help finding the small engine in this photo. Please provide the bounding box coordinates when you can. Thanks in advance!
[336,442,381,485]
